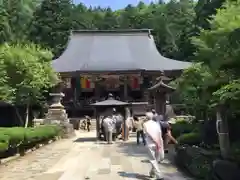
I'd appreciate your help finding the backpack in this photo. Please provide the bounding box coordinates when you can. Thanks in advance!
[159,120,169,136]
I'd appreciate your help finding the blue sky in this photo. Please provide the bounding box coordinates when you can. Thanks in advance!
[73,0,155,10]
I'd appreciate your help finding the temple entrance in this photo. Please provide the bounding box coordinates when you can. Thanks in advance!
[62,73,148,117]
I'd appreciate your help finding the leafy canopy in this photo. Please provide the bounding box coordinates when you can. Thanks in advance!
[0,43,58,105]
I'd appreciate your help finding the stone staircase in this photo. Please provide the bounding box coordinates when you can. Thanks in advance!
[89,119,96,131]
[76,118,97,131]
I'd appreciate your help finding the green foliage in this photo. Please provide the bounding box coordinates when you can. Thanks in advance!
[177,132,202,145]
[171,121,195,138]
[0,127,25,147]
[0,43,58,105]
[0,56,12,102]
[0,0,41,43]
[0,125,61,152]
[176,145,219,179]
[24,125,61,143]
[28,0,196,60]
[29,0,72,58]
[173,0,240,115]
[171,63,214,118]
[194,0,226,30]
[0,0,198,60]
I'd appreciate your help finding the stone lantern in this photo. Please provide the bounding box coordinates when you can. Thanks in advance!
[148,76,175,116]
[44,92,75,138]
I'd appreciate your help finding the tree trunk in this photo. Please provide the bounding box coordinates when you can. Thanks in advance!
[24,103,29,128]
[15,107,24,126]
[216,109,230,159]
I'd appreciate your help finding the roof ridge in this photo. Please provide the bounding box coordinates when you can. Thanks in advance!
[71,29,152,34]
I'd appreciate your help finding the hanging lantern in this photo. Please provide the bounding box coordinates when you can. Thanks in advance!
[130,75,140,90]
[80,76,95,89]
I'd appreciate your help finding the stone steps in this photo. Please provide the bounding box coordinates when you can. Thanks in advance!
[78,119,97,131]
[90,120,96,130]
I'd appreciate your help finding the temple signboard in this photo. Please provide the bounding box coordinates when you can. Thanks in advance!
[104,76,120,91]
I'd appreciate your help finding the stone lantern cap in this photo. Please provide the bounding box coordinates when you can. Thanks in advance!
[49,92,65,97]
[91,93,129,106]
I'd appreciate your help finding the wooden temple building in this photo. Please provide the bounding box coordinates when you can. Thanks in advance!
[52,29,191,117]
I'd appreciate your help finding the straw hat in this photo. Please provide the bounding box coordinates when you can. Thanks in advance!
[145,112,153,121]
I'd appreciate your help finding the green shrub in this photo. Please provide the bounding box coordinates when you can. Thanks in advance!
[177,132,202,145]
[175,145,217,179]
[171,121,195,138]
[0,142,8,152]
[24,125,61,143]
[0,127,25,147]
[0,125,61,152]
[0,134,10,152]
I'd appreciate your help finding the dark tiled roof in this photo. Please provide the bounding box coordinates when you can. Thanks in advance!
[52,29,191,72]
[91,94,129,106]
[91,99,129,106]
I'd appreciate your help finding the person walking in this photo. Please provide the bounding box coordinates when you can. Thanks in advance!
[85,116,91,132]
[143,112,164,180]
[161,119,178,154]
[102,116,116,144]
[133,115,146,145]
[152,109,158,121]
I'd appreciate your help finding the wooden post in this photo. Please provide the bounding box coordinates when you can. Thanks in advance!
[216,107,230,159]
[123,107,127,141]
[94,109,100,140]
[124,76,128,101]
[92,75,100,100]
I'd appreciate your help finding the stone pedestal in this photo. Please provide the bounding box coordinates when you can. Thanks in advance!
[44,93,75,138]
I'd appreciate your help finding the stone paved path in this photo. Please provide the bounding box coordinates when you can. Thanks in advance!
[0,131,192,180]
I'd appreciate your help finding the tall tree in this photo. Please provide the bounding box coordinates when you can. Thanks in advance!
[0,43,58,126]
[29,0,72,58]
[0,0,40,43]
[194,0,226,30]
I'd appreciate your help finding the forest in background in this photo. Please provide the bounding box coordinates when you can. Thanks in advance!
[0,0,222,60]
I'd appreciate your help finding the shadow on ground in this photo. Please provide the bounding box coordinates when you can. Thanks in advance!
[117,141,148,157]
[73,137,97,143]
[117,139,183,169]
[118,171,150,180]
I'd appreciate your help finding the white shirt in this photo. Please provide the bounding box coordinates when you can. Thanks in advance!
[143,120,163,148]
[103,117,115,132]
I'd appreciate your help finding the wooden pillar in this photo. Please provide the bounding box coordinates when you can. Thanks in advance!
[142,74,152,109]
[124,76,128,101]
[93,76,100,100]
[95,109,100,140]
[123,107,128,141]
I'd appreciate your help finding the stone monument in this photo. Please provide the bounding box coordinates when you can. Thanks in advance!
[45,92,75,138]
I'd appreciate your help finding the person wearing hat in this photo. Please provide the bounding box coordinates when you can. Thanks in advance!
[133,115,146,145]
[143,112,164,180]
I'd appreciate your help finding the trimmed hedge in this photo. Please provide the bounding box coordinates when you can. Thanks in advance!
[177,132,202,145]
[175,145,219,179]
[0,125,61,153]
[171,120,195,138]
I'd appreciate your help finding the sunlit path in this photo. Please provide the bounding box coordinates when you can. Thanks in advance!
[0,130,192,180]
